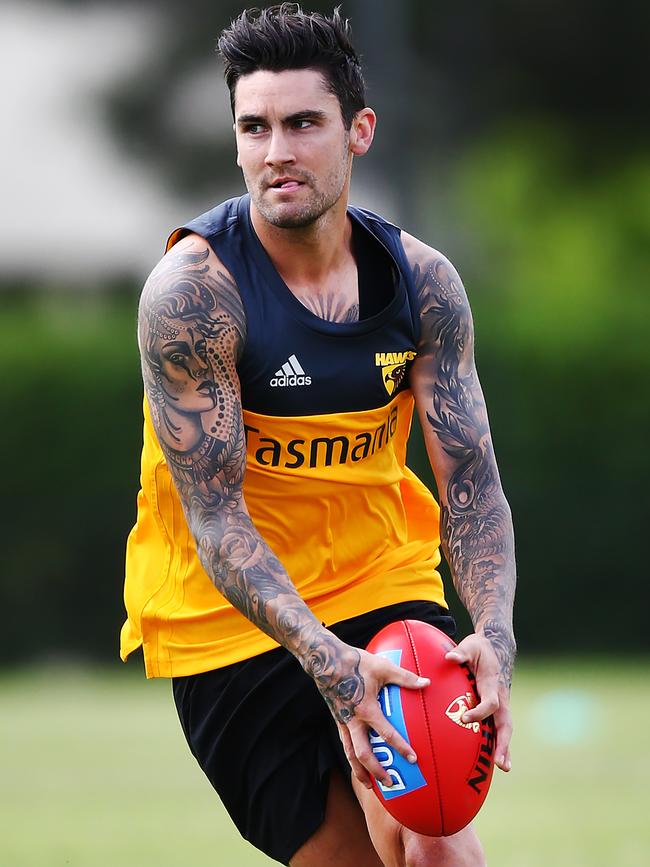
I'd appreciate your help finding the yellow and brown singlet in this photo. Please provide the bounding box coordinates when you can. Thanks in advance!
[121,196,445,678]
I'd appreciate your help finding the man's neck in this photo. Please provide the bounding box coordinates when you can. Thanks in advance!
[250,195,354,291]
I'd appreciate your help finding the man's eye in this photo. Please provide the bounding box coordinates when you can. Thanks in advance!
[294,119,312,129]
[245,124,265,134]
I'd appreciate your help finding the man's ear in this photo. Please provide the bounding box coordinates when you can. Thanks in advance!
[233,123,241,167]
[349,107,377,156]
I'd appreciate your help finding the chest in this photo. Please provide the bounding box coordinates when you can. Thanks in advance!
[290,285,360,325]
[237,291,418,417]
[225,202,420,417]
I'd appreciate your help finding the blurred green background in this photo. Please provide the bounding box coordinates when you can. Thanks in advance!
[1,0,648,864]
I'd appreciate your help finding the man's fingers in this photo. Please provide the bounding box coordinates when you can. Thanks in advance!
[361,648,429,692]
[337,723,372,788]
[368,709,418,766]
[462,689,500,722]
[347,702,420,788]
[347,721,395,787]
[445,638,500,722]
[494,705,513,772]
[445,635,481,665]
[382,664,429,691]
[495,743,512,772]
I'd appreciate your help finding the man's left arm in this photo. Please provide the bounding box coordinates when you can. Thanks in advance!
[403,232,517,773]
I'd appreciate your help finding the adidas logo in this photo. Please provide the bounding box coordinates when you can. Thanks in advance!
[269,354,312,388]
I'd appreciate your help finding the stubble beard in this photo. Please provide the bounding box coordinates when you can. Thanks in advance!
[248,147,350,230]
[256,185,333,229]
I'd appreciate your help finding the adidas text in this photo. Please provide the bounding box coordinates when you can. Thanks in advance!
[270,374,312,387]
[270,353,312,387]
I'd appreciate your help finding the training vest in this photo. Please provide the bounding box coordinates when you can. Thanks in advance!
[121,195,445,677]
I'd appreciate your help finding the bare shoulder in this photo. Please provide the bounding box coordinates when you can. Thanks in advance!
[400,229,452,270]
[400,230,472,348]
[139,232,246,354]
[400,229,439,264]
[138,231,247,465]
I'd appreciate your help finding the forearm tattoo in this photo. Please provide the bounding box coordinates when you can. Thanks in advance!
[412,255,517,688]
[138,242,364,722]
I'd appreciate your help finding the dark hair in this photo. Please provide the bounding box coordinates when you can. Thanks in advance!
[217,4,365,129]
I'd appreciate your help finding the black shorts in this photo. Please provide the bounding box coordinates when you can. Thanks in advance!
[172,600,456,865]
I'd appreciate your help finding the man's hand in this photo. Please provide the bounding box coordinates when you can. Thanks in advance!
[330,647,429,790]
[445,633,513,772]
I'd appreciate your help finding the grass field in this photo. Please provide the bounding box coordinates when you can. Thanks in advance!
[1,659,648,867]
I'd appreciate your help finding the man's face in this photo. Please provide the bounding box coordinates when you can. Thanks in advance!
[234,69,351,228]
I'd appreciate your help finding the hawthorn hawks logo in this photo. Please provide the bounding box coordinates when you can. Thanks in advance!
[375,350,417,395]
[445,692,481,733]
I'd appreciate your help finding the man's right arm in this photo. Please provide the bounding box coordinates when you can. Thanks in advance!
[138,233,425,787]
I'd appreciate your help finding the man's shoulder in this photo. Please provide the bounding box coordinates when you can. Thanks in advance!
[166,195,247,254]
[399,229,446,269]
[140,223,241,318]
[138,232,246,352]
[396,231,469,334]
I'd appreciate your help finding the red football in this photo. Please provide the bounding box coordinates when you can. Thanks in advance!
[366,620,495,836]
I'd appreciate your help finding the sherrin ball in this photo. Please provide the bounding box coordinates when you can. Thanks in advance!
[366,620,495,836]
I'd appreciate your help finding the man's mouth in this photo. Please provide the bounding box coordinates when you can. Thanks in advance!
[269,178,304,190]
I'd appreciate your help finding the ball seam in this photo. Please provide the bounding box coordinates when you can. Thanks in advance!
[403,620,445,836]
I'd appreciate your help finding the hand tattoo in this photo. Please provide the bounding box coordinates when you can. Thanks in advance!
[302,630,365,722]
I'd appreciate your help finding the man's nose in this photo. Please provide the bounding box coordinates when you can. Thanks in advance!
[264,129,295,167]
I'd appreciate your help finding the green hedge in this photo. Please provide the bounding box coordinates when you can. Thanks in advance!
[2,295,142,665]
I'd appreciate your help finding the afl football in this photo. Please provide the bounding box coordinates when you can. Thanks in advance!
[366,620,495,836]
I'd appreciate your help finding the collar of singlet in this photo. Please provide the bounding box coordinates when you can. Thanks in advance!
[237,194,407,337]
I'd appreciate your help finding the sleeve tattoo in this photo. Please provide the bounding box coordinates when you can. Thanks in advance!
[138,243,364,722]
[412,254,517,688]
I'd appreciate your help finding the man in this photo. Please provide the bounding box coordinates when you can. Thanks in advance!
[121,5,516,865]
